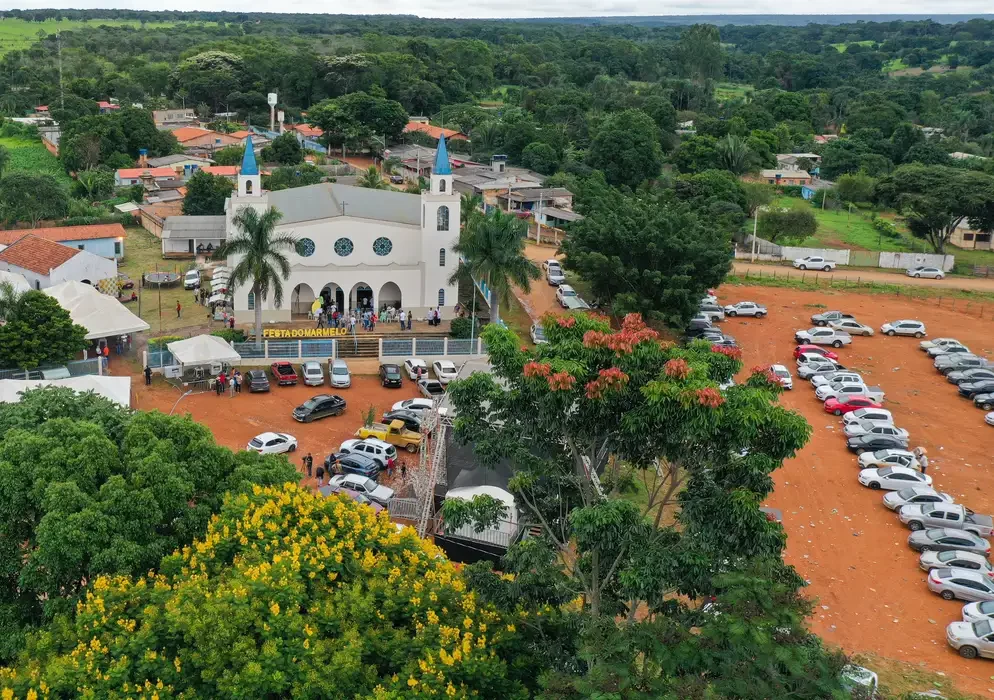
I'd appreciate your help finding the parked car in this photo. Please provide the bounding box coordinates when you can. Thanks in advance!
[962,602,994,623]
[825,395,883,416]
[927,342,970,358]
[812,371,863,388]
[270,361,298,386]
[948,368,994,385]
[830,319,874,336]
[797,359,843,380]
[545,261,565,285]
[389,174,404,184]
[701,293,718,305]
[847,433,909,454]
[687,314,713,332]
[793,344,840,361]
[810,310,855,326]
[723,301,767,317]
[699,303,725,322]
[321,483,385,514]
[246,369,270,392]
[883,487,954,511]
[794,327,852,348]
[978,394,994,411]
[839,665,879,698]
[987,411,994,425]
[908,528,991,555]
[333,451,382,479]
[938,355,993,374]
[816,381,883,403]
[403,358,429,380]
[794,256,836,271]
[844,407,894,426]
[530,323,548,345]
[770,364,792,389]
[338,438,397,470]
[960,379,994,400]
[433,360,459,384]
[329,358,351,388]
[382,409,422,432]
[391,398,447,416]
[292,394,347,422]
[711,337,738,349]
[183,269,201,289]
[880,319,927,338]
[930,568,994,602]
[247,431,297,455]
[907,265,945,279]
[329,473,394,506]
[859,449,920,471]
[900,504,994,536]
[858,466,933,490]
[301,361,325,387]
[379,363,404,388]
[556,284,579,307]
[920,550,994,575]
[541,258,559,272]
[355,419,422,453]
[946,619,994,659]
[921,337,962,352]
[418,379,445,398]
[844,420,909,440]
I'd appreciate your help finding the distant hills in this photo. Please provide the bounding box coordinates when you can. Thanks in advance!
[507,14,994,26]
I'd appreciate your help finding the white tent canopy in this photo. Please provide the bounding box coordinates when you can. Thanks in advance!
[0,376,131,407]
[44,281,150,340]
[166,334,241,366]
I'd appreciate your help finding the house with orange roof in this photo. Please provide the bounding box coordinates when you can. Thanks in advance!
[115,167,177,188]
[404,121,468,141]
[0,235,117,290]
[152,108,197,128]
[170,126,242,151]
[97,101,120,114]
[199,165,240,181]
[0,223,127,260]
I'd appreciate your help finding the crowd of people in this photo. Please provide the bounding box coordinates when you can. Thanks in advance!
[311,303,446,332]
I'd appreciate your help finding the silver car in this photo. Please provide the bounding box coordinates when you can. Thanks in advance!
[947,619,994,659]
[962,601,994,623]
[907,265,945,279]
[329,359,351,388]
[301,361,324,387]
[920,550,994,575]
[844,420,909,440]
[829,319,874,336]
[908,528,990,555]
[928,568,994,602]
[927,343,970,358]
[843,407,894,426]
[793,327,852,348]
[723,301,767,317]
[881,319,926,338]
[921,337,961,352]
[883,487,954,511]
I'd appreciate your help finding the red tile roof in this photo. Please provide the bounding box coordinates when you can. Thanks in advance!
[290,124,323,138]
[229,130,251,139]
[116,167,176,180]
[171,126,213,143]
[200,165,239,177]
[35,105,49,112]
[0,235,81,275]
[0,224,126,246]
[97,101,120,110]
[404,121,468,140]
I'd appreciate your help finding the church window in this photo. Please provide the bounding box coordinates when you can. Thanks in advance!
[247,292,255,310]
[437,205,450,231]
[439,178,446,193]
[296,238,315,257]
[439,248,446,266]
[438,289,445,306]
[334,238,354,257]
[373,237,393,256]
[245,180,253,195]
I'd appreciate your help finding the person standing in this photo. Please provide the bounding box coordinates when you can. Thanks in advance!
[176,301,182,318]
[144,365,152,386]
[435,307,442,327]
[102,344,110,369]
[400,462,407,481]
[315,466,325,486]
[304,453,313,478]
[233,370,242,393]
[370,312,377,331]
[229,316,235,330]
[399,309,406,330]
[406,310,413,331]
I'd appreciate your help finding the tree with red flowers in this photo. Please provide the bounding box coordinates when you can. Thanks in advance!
[448,312,845,698]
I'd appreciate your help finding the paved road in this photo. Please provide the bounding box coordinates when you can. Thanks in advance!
[732,262,994,293]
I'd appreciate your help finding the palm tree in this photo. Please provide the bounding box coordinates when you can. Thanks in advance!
[0,281,23,323]
[716,134,756,175]
[213,207,297,348]
[357,165,388,190]
[460,191,482,227]
[448,209,540,323]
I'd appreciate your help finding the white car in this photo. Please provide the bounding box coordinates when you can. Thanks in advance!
[246,431,297,455]
[541,258,560,272]
[546,264,565,286]
[812,371,863,388]
[921,337,961,351]
[858,466,933,490]
[770,364,792,389]
[927,343,970,359]
[530,323,548,345]
[329,358,351,388]
[391,397,448,417]
[882,487,954,511]
[797,359,843,379]
[946,618,994,659]
[859,448,920,470]
[843,407,894,426]
[793,328,852,348]
[881,320,926,338]
[701,293,718,305]
[556,284,578,307]
[829,319,874,336]
[329,474,395,506]
[338,438,397,469]
[962,601,994,623]
[183,269,201,289]
[403,358,429,380]
[433,360,459,384]
[843,420,909,440]
[907,265,945,279]
[301,361,324,387]
[815,382,871,401]
[920,550,994,575]
[987,412,994,427]
[723,301,767,317]
[793,256,836,271]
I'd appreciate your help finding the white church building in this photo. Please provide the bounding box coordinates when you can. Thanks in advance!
[226,135,460,321]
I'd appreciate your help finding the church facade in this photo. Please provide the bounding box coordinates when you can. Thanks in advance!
[226,136,461,322]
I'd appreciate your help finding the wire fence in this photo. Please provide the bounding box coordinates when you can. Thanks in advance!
[382,339,414,357]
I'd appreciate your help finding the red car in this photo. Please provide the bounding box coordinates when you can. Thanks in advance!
[793,344,839,361]
[270,361,298,386]
[823,395,882,416]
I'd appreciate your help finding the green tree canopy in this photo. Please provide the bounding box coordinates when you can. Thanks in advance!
[757,206,818,243]
[834,173,876,204]
[169,50,246,112]
[670,134,720,174]
[182,170,234,215]
[260,131,304,165]
[587,108,663,189]
[0,291,87,370]
[262,164,324,191]
[213,145,245,166]
[0,172,68,226]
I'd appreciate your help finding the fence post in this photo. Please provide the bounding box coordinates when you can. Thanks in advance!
[264,340,270,361]
[412,337,418,356]
[443,338,448,355]
[298,340,302,359]
[378,338,383,360]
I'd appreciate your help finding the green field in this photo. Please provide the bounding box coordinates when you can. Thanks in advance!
[715,82,752,103]
[0,17,180,55]
[830,40,875,52]
[0,136,71,187]
[881,57,908,72]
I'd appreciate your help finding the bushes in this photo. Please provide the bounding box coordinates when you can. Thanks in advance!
[148,335,184,349]
[211,328,247,343]
[449,316,475,338]
[778,185,805,198]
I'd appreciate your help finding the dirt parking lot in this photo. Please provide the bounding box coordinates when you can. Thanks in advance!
[720,284,994,696]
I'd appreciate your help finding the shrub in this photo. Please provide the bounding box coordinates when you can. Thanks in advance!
[211,328,247,343]
[148,335,184,349]
[449,316,475,338]
[778,185,805,198]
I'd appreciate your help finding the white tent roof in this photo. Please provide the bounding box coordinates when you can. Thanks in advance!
[0,375,131,407]
[0,270,31,294]
[44,281,150,340]
[166,334,241,366]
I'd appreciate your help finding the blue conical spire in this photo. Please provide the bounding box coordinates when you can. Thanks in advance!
[433,134,452,175]
[241,135,259,176]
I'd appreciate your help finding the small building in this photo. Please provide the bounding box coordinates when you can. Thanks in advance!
[496,187,575,214]
[451,156,547,211]
[801,179,835,201]
[812,134,839,145]
[161,216,227,258]
[170,126,242,152]
[97,101,120,114]
[146,154,214,176]
[950,219,992,251]
[198,165,240,181]
[0,235,117,290]
[286,123,323,140]
[115,167,177,187]
[776,153,822,173]
[759,169,812,187]
[152,108,197,129]
[403,121,468,142]
[0,224,126,260]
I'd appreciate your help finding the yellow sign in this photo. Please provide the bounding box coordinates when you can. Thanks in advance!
[262,327,351,339]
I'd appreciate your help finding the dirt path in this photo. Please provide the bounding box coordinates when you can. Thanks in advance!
[514,245,564,321]
[722,284,994,697]
[733,262,994,293]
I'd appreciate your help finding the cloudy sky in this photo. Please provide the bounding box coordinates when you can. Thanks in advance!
[6,0,994,19]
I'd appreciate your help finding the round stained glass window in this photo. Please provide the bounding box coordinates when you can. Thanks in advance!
[373,237,393,256]
[334,238,354,257]
[296,238,315,257]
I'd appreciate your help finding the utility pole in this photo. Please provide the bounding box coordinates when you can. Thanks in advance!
[56,32,64,109]
[751,208,760,262]
[536,190,543,244]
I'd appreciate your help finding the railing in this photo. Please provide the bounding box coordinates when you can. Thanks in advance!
[385,497,420,520]
[147,350,175,368]
[382,339,414,357]
[266,341,301,359]
[301,340,335,358]
[232,342,266,359]
[416,338,444,355]
[66,358,102,376]
[446,339,476,355]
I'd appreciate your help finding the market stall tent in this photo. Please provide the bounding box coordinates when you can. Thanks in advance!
[0,375,131,407]
[44,281,150,340]
[166,334,241,367]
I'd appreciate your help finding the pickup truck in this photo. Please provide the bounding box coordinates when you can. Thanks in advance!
[793,256,837,271]
[556,284,590,310]
[811,371,863,388]
[355,419,422,453]
[899,503,994,537]
[271,361,298,386]
[815,382,885,403]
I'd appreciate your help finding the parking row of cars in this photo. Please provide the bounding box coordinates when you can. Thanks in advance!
[920,337,994,425]
[789,256,947,281]
[686,292,768,349]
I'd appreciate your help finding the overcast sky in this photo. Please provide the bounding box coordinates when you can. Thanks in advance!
[5,1,994,19]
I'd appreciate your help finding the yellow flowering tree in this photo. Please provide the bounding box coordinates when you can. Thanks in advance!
[0,484,530,699]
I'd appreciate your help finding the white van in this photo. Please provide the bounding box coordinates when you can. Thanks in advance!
[183,269,201,290]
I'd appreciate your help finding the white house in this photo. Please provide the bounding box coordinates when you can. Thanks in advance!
[0,224,126,260]
[0,235,117,290]
[226,136,460,321]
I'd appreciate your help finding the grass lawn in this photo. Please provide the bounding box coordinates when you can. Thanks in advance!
[0,17,180,55]
[501,294,534,347]
[715,82,752,103]
[0,137,71,187]
[830,40,874,52]
[767,197,917,252]
[882,57,908,72]
[119,226,200,336]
